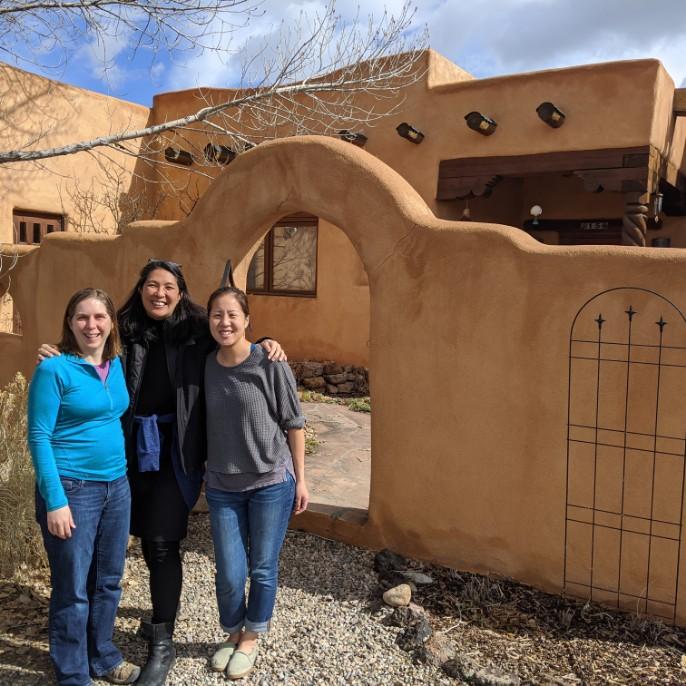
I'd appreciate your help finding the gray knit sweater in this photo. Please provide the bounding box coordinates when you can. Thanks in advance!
[205,346,304,476]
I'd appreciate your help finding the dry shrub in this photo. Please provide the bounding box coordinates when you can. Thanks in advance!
[0,373,46,576]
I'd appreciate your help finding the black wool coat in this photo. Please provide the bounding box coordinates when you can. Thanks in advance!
[120,320,215,476]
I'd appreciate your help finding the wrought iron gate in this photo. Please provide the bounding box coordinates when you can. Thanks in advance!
[564,287,686,622]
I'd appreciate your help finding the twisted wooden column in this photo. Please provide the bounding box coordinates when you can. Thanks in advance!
[622,191,649,246]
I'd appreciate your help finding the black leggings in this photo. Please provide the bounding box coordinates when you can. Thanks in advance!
[141,539,182,625]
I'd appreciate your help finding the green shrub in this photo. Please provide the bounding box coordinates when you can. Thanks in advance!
[345,397,371,413]
[0,373,46,576]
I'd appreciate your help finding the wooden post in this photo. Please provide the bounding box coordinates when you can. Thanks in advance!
[622,191,650,247]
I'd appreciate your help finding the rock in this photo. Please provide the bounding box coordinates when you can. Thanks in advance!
[336,382,354,394]
[287,362,303,380]
[324,362,343,375]
[379,575,416,593]
[302,376,326,390]
[324,372,348,384]
[396,616,432,651]
[416,634,456,668]
[398,570,434,586]
[326,384,339,395]
[374,549,409,576]
[302,361,324,376]
[300,366,314,379]
[387,602,427,628]
[443,654,521,686]
[382,584,412,608]
[347,373,357,381]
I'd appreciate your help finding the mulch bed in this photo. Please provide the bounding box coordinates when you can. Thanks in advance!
[400,561,686,685]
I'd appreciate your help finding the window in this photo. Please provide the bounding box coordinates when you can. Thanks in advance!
[13,210,65,244]
[247,214,318,296]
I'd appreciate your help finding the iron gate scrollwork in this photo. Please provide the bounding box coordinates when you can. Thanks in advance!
[564,287,686,622]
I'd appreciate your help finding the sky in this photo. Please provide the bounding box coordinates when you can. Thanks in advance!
[13,0,686,106]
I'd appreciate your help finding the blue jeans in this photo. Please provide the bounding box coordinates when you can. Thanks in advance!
[36,476,131,686]
[206,474,295,634]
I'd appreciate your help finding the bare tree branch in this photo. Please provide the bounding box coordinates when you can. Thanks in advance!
[0,0,262,71]
[0,1,428,166]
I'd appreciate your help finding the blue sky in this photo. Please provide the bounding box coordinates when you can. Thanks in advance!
[13,0,686,106]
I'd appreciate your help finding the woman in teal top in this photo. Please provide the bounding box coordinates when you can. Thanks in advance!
[28,288,139,686]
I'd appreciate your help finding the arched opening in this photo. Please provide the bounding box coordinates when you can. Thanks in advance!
[246,213,371,513]
[0,292,22,335]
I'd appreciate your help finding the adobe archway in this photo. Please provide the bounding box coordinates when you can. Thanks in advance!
[163,135,435,547]
[8,136,686,625]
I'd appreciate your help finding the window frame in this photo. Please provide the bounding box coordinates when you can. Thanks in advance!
[247,213,318,298]
[13,209,65,245]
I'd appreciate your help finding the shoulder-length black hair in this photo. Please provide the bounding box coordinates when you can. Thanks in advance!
[117,260,207,344]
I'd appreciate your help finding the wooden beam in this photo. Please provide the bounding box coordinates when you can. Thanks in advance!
[675,88,686,117]
[439,146,650,180]
[573,167,650,193]
[436,145,663,201]
[436,175,501,201]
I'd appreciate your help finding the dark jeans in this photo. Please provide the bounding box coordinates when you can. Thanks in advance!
[206,473,295,634]
[36,475,131,686]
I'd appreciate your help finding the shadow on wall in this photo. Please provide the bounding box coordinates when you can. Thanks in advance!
[3,135,686,625]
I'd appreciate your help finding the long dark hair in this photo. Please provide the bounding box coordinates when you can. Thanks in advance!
[59,288,122,361]
[117,260,207,344]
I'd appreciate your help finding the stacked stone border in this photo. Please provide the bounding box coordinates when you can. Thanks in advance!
[289,360,369,396]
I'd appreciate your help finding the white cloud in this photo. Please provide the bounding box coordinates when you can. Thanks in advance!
[418,0,686,85]
[162,0,422,92]
[76,22,134,91]
[85,0,685,96]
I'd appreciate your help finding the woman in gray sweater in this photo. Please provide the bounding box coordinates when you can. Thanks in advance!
[204,286,308,681]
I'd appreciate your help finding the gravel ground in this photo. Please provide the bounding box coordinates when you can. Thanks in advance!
[4,512,686,685]
[0,512,450,685]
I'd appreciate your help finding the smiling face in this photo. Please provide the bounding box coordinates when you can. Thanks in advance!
[139,267,182,320]
[69,297,112,359]
[209,293,250,348]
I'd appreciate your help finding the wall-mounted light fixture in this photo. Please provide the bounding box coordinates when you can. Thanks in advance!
[164,147,193,166]
[461,198,471,220]
[464,111,497,136]
[338,130,368,147]
[204,143,236,165]
[536,101,566,128]
[648,191,665,229]
[396,122,424,144]
[530,204,543,226]
[652,192,664,221]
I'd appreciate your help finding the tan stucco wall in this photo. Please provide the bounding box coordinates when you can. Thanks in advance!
[0,63,150,242]
[249,220,370,366]
[148,55,669,220]
[4,136,686,622]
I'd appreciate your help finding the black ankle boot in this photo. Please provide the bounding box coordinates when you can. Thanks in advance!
[136,621,176,686]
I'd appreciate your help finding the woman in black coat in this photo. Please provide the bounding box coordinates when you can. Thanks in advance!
[116,260,284,686]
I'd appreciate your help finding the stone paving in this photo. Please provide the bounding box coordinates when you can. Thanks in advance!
[302,401,370,511]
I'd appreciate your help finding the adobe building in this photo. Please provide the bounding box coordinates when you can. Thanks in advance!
[3,51,686,625]
[132,51,686,366]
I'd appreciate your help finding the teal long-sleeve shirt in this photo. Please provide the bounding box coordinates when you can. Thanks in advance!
[28,354,129,511]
